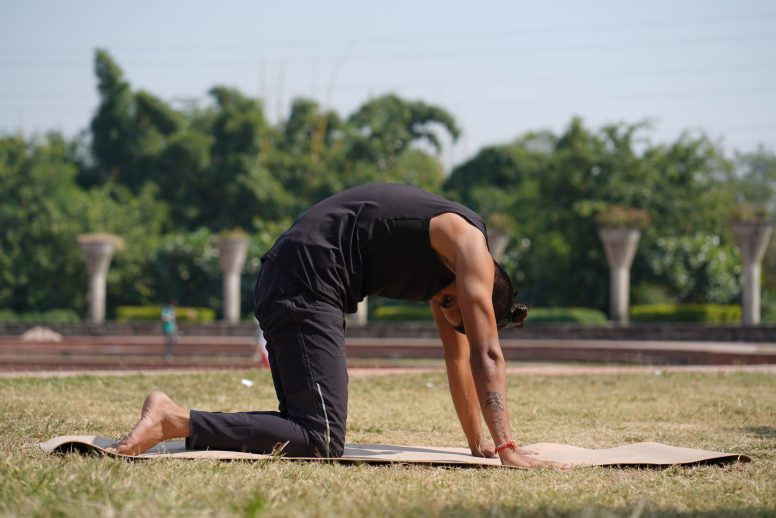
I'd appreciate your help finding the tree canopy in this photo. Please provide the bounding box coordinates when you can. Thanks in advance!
[1,49,774,319]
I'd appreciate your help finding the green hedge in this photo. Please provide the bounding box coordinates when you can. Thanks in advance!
[372,304,434,321]
[630,304,741,323]
[371,304,610,325]
[0,309,81,323]
[116,306,216,323]
[762,289,776,323]
[369,303,745,325]
[524,307,608,325]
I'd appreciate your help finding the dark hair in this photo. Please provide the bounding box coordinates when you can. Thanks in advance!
[452,261,529,335]
[492,261,528,331]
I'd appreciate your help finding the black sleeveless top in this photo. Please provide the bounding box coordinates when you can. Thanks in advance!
[262,183,488,313]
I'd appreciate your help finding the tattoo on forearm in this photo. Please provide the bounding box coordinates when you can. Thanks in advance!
[485,391,505,412]
[484,391,509,443]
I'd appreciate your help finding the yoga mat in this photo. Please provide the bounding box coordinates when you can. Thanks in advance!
[40,435,750,467]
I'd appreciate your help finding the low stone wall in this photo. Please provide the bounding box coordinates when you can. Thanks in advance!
[348,322,776,342]
[0,322,257,337]
[1,321,774,342]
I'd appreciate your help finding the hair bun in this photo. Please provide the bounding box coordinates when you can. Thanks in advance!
[509,303,529,328]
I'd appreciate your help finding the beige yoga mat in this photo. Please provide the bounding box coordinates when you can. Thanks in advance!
[40,435,749,467]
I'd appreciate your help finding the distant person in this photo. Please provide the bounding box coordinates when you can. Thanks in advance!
[113,184,565,469]
[161,301,177,362]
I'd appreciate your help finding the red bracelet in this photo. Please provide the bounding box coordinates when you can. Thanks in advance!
[495,440,516,453]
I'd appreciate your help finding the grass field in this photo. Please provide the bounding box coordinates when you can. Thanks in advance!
[1,368,774,517]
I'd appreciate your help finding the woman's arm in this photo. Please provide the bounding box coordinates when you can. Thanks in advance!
[432,302,496,458]
[430,213,565,469]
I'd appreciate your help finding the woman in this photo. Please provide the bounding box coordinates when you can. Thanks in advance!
[113,183,562,469]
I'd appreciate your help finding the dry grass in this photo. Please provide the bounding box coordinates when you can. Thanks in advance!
[1,368,774,517]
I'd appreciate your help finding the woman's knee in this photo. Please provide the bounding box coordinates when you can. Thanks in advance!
[312,430,345,458]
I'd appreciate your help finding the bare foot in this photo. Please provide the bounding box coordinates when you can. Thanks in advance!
[501,449,572,470]
[111,391,190,456]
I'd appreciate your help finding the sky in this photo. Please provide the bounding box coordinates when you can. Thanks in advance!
[1,0,775,169]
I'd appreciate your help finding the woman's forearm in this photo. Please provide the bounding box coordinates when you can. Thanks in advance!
[469,346,512,450]
[444,356,485,448]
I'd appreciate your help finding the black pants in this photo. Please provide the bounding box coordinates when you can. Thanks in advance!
[186,261,348,457]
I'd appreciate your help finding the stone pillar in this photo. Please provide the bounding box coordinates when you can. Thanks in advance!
[598,228,641,325]
[77,234,123,323]
[489,230,510,263]
[215,236,249,324]
[353,297,369,327]
[731,222,773,325]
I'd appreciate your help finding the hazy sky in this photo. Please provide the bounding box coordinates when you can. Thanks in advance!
[2,0,775,168]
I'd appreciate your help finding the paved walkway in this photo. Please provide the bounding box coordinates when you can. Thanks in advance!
[1,363,774,378]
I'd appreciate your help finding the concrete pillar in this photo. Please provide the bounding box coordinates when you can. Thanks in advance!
[352,297,369,326]
[731,222,773,325]
[215,236,249,324]
[489,230,510,263]
[77,234,123,323]
[598,228,641,325]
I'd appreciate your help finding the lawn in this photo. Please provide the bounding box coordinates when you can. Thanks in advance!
[1,369,774,517]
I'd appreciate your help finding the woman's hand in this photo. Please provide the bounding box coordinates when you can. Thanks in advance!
[469,438,497,458]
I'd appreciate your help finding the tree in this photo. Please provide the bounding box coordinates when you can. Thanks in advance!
[154,127,213,228]
[347,94,459,182]
[733,146,776,292]
[0,133,168,315]
[445,118,740,310]
[84,52,460,231]
[66,182,169,311]
[0,133,85,312]
[88,49,136,186]
[265,97,348,209]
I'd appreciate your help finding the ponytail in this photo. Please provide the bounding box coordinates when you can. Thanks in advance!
[493,261,530,331]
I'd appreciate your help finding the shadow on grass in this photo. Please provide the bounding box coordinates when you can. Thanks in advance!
[742,426,776,439]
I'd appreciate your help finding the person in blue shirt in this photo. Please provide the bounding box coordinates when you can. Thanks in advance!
[161,300,177,362]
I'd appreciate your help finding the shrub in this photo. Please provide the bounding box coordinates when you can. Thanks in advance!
[0,309,80,322]
[762,289,776,323]
[594,205,650,229]
[371,305,610,325]
[733,203,771,223]
[372,304,434,321]
[36,309,81,323]
[630,304,741,323]
[116,305,215,323]
[524,307,608,325]
[643,234,741,304]
[146,229,221,313]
